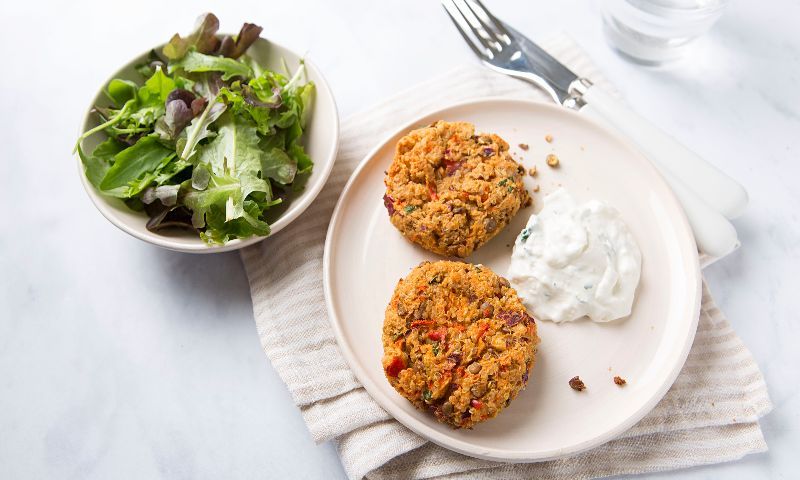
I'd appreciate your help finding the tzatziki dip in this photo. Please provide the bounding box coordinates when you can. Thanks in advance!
[508,188,642,323]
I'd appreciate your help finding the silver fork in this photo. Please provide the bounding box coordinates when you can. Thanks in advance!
[441,0,746,259]
[441,0,575,106]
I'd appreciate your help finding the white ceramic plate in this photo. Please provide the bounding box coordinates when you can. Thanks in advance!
[78,38,338,253]
[324,98,701,462]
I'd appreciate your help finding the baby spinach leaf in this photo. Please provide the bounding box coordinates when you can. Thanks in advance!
[78,138,126,191]
[106,79,137,107]
[100,136,175,192]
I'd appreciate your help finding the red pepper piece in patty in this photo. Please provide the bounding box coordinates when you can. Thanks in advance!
[385,356,406,377]
[476,322,489,341]
[410,320,434,329]
[427,183,438,200]
[427,328,446,341]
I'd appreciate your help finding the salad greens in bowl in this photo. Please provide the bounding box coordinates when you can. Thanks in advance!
[76,13,338,252]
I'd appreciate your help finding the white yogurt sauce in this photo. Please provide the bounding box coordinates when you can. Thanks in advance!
[508,188,642,323]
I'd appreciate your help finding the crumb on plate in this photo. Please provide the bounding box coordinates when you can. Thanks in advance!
[545,134,553,143]
[528,166,537,177]
[518,143,529,151]
[613,376,627,386]
[546,154,559,167]
[569,376,586,391]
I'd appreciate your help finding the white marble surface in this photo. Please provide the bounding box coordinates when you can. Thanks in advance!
[1,1,797,478]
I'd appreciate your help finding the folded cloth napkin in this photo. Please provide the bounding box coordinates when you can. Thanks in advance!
[241,34,771,480]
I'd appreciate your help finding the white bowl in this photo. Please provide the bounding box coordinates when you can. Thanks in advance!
[77,38,339,253]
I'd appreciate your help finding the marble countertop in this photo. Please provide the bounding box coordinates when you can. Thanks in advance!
[1,0,797,478]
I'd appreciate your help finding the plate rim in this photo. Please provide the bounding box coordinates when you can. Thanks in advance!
[323,97,701,462]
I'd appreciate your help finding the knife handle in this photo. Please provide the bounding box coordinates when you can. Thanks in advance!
[578,85,749,219]
[654,164,740,258]
[577,90,740,258]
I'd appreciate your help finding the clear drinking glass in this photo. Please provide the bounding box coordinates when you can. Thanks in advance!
[601,0,729,65]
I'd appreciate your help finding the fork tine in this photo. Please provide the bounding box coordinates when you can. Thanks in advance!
[441,0,491,59]
[459,0,504,48]
[465,0,512,45]
[451,0,500,51]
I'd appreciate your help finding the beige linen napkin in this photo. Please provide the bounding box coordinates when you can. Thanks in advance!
[241,34,771,479]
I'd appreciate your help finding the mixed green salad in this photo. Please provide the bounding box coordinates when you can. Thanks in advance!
[76,13,314,244]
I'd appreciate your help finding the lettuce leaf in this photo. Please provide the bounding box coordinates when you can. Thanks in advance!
[170,50,253,81]
[176,96,226,160]
[99,136,175,196]
[216,23,263,59]
[181,113,274,238]
[163,13,221,61]
[78,138,126,191]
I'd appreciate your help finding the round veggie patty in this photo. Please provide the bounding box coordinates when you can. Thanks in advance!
[383,121,530,257]
[382,260,539,428]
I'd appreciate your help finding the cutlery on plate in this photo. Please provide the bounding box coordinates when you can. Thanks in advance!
[441,0,743,258]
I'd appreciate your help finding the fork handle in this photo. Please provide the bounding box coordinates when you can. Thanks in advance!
[578,84,749,220]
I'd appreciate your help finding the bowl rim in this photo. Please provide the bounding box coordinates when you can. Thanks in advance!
[76,37,339,254]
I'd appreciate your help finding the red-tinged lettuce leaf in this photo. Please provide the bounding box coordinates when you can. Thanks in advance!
[144,203,195,232]
[155,89,197,140]
[163,13,221,61]
[217,23,263,59]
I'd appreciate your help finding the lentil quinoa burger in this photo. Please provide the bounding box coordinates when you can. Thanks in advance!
[383,121,530,257]
[382,260,539,429]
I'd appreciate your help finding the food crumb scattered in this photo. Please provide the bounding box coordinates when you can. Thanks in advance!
[532,184,540,193]
[518,143,529,151]
[523,196,533,207]
[545,134,553,143]
[613,376,627,386]
[528,166,537,177]
[546,154,560,167]
[569,376,586,391]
